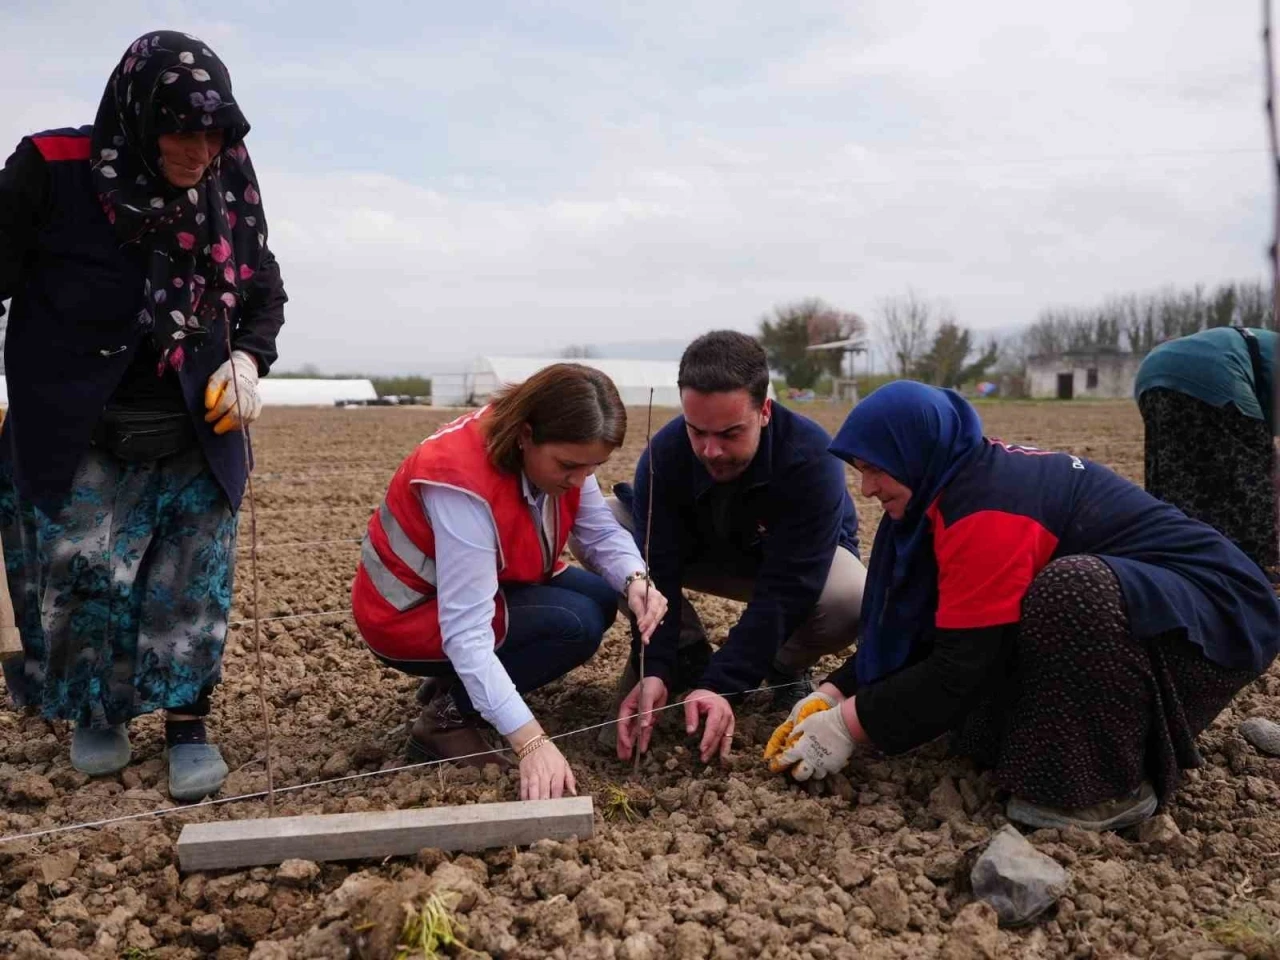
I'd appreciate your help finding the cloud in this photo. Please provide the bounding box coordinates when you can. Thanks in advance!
[0,1,1273,374]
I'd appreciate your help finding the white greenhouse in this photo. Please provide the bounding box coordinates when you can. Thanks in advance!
[0,376,377,408]
[430,356,775,408]
[257,378,378,406]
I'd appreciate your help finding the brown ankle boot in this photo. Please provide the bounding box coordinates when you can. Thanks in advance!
[408,692,514,770]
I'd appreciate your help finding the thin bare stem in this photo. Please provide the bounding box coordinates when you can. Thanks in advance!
[635,388,655,771]
[1265,0,1280,331]
[223,327,275,811]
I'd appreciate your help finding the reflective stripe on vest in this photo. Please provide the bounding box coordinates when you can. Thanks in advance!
[360,536,431,612]
[379,502,438,585]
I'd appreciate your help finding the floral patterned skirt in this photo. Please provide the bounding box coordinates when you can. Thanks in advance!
[954,555,1257,808]
[0,446,236,728]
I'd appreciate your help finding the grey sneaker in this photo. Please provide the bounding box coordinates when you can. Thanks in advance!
[70,723,131,776]
[1006,781,1157,832]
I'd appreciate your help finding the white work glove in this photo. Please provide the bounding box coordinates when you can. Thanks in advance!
[776,701,855,781]
[763,690,837,772]
[782,690,837,730]
[204,349,262,435]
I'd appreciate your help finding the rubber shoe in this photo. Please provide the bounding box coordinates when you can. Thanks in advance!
[70,723,131,776]
[1006,781,1158,832]
[168,743,229,802]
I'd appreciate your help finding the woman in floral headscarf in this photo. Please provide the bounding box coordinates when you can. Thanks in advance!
[0,31,287,800]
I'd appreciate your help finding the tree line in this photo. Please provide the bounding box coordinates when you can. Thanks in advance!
[1019,281,1272,357]
[753,279,1274,392]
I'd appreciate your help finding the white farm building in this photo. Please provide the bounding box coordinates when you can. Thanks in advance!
[1026,350,1143,400]
[431,356,745,408]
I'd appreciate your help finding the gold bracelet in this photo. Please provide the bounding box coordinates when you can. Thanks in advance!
[622,571,651,593]
[516,734,550,761]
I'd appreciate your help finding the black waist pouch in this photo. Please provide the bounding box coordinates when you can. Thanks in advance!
[91,407,198,462]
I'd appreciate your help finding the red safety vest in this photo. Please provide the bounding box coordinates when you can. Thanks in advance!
[351,408,582,662]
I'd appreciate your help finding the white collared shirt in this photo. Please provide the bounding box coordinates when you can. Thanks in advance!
[418,474,643,734]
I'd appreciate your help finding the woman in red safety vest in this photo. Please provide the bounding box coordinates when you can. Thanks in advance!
[353,363,668,801]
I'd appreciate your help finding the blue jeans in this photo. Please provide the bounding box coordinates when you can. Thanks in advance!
[383,566,618,717]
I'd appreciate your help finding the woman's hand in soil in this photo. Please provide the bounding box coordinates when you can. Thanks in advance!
[519,739,577,801]
[683,689,735,762]
[625,579,668,644]
[617,676,668,761]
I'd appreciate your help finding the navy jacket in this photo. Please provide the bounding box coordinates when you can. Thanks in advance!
[0,128,287,513]
[833,439,1280,754]
[631,402,860,695]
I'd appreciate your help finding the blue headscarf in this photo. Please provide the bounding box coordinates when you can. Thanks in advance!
[829,381,984,685]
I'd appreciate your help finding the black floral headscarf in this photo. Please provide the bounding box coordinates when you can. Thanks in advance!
[90,30,268,373]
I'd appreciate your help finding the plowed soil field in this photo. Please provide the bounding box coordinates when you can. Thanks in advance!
[6,400,1280,960]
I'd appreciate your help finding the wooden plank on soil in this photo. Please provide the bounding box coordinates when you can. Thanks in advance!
[176,796,594,872]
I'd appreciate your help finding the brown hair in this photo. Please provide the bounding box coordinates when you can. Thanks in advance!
[678,330,770,405]
[484,363,627,473]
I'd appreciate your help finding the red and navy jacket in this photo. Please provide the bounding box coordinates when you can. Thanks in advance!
[0,128,287,513]
[830,438,1280,754]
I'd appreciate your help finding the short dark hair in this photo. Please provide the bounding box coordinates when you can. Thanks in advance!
[678,330,770,406]
[484,363,627,474]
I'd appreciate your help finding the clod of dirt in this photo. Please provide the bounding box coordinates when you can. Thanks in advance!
[941,902,1001,960]
[521,893,582,950]
[674,891,728,925]
[772,797,829,835]
[831,848,874,890]
[39,850,79,884]
[49,893,89,924]
[1240,717,1280,756]
[6,773,55,805]
[577,884,627,935]
[1136,813,1200,859]
[970,825,1069,927]
[864,873,911,933]
[248,942,292,960]
[928,776,966,822]
[430,860,488,912]
[191,913,225,950]
[924,847,965,884]
[1085,858,1127,890]
[618,930,662,960]
[320,750,352,778]
[673,921,714,959]
[231,904,277,940]
[276,858,321,887]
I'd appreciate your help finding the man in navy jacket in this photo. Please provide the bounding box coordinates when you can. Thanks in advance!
[586,331,864,763]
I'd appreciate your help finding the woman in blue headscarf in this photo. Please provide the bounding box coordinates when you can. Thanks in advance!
[764,381,1280,832]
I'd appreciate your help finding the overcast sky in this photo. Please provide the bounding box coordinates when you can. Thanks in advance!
[0,1,1272,374]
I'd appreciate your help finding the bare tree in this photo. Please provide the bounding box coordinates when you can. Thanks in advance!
[560,344,596,359]
[876,289,933,377]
